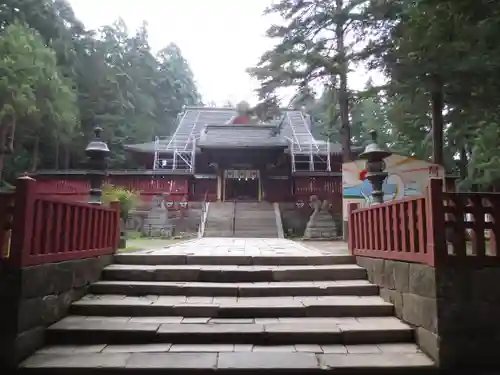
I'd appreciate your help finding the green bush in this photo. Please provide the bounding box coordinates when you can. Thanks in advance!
[102,184,140,220]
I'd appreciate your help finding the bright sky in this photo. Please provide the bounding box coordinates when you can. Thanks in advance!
[68,0,378,106]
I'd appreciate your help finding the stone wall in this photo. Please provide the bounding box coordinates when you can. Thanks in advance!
[279,203,309,237]
[0,255,113,368]
[356,257,439,362]
[126,203,202,237]
[356,256,500,369]
[435,264,500,368]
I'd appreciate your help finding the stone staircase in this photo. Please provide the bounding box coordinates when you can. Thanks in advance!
[203,201,280,238]
[203,202,234,237]
[234,201,279,238]
[20,240,435,373]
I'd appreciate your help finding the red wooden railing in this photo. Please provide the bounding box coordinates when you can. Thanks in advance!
[348,195,431,264]
[1,177,120,268]
[348,178,500,266]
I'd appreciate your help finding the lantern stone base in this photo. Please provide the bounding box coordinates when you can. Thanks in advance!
[303,211,341,239]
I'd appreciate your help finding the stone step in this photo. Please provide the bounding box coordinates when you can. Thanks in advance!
[233,226,277,229]
[46,316,413,345]
[113,253,354,266]
[69,295,394,318]
[101,264,367,282]
[232,233,279,238]
[234,223,277,226]
[203,232,234,237]
[89,280,379,297]
[22,347,434,373]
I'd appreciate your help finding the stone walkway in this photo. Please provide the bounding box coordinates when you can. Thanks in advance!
[135,238,350,257]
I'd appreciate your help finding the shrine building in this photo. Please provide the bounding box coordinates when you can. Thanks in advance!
[34,106,348,215]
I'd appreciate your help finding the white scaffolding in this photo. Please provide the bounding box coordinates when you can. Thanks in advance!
[154,108,236,173]
[283,111,330,173]
[153,107,334,174]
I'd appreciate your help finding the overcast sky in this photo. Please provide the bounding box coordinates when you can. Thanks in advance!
[68,0,378,106]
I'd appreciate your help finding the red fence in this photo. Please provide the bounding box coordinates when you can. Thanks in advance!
[294,176,342,215]
[348,178,500,266]
[1,177,120,268]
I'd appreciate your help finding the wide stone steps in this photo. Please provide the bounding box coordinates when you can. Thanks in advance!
[20,239,435,373]
[114,253,355,265]
[101,264,368,282]
[45,316,413,345]
[22,347,434,373]
[69,295,394,318]
[203,231,234,237]
[203,202,235,237]
[89,280,379,297]
[230,232,279,238]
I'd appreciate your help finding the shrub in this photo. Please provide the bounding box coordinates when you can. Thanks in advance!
[102,184,140,220]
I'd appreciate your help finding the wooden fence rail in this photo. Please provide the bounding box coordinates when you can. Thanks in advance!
[1,177,120,268]
[348,178,500,266]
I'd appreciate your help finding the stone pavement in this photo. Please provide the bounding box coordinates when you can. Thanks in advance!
[133,238,350,256]
[21,238,435,373]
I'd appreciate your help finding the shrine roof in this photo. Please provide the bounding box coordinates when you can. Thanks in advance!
[123,107,349,154]
[197,125,288,149]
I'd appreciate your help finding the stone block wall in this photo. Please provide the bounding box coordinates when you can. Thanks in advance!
[356,256,500,369]
[278,203,309,237]
[435,264,500,367]
[126,204,202,237]
[0,255,113,368]
[356,257,439,361]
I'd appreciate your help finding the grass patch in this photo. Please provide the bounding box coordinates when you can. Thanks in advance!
[119,237,190,252]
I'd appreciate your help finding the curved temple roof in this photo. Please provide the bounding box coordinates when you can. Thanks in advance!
[124,106,343,155]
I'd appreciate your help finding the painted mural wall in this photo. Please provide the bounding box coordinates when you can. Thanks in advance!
[342,153,445,221]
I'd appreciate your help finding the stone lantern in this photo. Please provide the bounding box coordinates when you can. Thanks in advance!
[359,129,392,205]
[85,126,110,205]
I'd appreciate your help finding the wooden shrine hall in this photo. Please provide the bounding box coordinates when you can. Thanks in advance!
[34,106,345,210]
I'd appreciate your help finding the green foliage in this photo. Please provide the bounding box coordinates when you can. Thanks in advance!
[0,1,201,181]
[249,0,387,161]
[375,0,500,187]
[0,20,78,181]
[254,0,500,189]
[102,184,139,220]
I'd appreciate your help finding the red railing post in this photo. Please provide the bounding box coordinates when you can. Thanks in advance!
[109,200,121,251]
[347,202,359,254]
[426,178,445,266]
[10,176,37,268]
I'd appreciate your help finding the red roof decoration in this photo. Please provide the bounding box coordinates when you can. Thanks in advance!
[232,115,251,124]
[359,169,368,181]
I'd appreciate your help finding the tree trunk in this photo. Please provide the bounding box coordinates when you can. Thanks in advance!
[64,144,70,169]
[31,136,40,172]
[430,76,444,166]
[0,119,16,183]
[54,138,59,169]
[335,0,352,162]
[459,146,468,181]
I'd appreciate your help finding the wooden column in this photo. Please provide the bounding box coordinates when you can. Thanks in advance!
[216,171,222,201]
